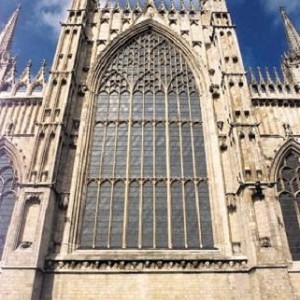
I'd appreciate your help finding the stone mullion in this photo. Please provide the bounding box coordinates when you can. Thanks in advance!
[184,58,202,248]
[108,55,123,248]
[93,116,109,247]
[163,42,172,249]
[174,52,188,248]
[107,181,116,249]
[107,119,119,248]
[152,121,156,249]
[152,36,157,249]
[122,46,133,247]
[138,88,145,248]
[111,92,121,179]
[92,178,101,248]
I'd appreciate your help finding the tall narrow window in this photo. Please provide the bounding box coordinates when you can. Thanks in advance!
[81,30,214,250]
[0,150,18,258]
[277,150,300,260]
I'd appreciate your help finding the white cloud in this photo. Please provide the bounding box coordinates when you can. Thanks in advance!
[261,0,300,13]
[260,0,300,26]
[34,0,71,37]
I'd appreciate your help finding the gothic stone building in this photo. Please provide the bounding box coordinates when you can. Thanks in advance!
[0,0,300,299]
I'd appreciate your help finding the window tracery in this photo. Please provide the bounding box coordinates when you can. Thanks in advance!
[277,150,300,260]
[0,150,18,258]
[81,30,213,250]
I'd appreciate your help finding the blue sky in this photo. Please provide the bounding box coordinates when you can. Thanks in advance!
[0,0,300,77]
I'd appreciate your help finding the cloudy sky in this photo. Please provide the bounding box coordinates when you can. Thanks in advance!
[0,0,299,77]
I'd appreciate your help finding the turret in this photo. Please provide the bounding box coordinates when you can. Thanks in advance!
[280,7,300,85]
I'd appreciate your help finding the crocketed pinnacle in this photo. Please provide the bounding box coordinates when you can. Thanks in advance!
[0,4,21,55]
[280,7,300,55]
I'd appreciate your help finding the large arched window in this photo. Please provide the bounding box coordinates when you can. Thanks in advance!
[81,30,213,250]
[0,150,18,258]
[277,150,300,260]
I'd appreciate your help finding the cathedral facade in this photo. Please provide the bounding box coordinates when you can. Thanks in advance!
[0,0,300,299]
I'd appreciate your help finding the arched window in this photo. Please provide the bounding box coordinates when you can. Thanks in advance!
[81,30,213,250]
[0,150,18,258]
[277,150,300,260]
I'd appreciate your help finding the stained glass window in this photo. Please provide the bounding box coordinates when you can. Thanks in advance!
[0,150,17,258]
[81,30,213,250]
[277,150,300,260]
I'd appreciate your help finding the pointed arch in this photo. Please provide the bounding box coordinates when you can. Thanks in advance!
[270,139,300,183]
[0,137,25,183]
[0,138,19,259]
[80,25,214,250]
[272,139,300,260]
[88,19,208,97]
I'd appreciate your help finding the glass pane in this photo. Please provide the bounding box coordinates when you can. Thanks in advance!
[155,124,166,177]
[81,182,98,247]
[142,182,154,248]
[127,182,139,248]
[96,181,111,248]
[101,124,115,177]
[143,124,153,177]
[172,182,185,248]
[130,124,142,177]
[168,92,178,120]
[115,123,128,178]
[110,181,125,248]
[280,192,300,260]
[155,182,168,248]
[170,124,181,177]
[182,124,194,177]
[185,182,200,248]
[198,182,214,248]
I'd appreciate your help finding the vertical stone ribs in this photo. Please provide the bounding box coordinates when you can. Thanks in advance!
[28,6,92,183]
[80,30,214,250]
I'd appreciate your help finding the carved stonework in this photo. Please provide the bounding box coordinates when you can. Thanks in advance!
[259,237,271,248]
[209,83,220,99]
[58,192,70,210]
[226,193,237,210]
[45,258,248,273]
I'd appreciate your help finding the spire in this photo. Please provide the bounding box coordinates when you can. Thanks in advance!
[280,7,300,55]
[0,4,21,55]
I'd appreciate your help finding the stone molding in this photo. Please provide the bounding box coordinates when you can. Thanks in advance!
[45,258,248,273]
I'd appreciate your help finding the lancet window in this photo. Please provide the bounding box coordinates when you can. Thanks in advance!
[0,150,18,258]
[277,150,300,260]
[81,30,213,250]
